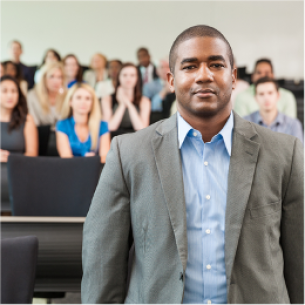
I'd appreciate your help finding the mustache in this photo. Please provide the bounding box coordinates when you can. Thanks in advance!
[190,87,220,96]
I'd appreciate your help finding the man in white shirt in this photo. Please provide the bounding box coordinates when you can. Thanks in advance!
[136,47,158,85]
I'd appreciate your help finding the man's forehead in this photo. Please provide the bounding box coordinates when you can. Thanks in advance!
[257,82,277,91]
[175,36,230,61]
[256,62,272,71]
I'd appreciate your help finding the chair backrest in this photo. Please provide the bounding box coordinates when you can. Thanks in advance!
[37,125,51,156]
[7,155,102,216]
[1,163,11,213]
[46,131,59,156]
[1,236,38,304]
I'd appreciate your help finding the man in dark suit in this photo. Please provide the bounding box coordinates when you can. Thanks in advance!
[82,25,303,303]
[9,40,35,89]
[136,47,158,87]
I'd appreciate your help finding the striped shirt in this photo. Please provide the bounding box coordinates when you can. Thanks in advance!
[178,112,233,304]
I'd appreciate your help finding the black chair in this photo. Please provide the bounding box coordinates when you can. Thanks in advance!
[1,236,38,304]
[7,155,102,216]
[110,128,135,139]
[37,125,51,156]
[150,112,164,125]
[46,131,59,156]
[1,162,11,213]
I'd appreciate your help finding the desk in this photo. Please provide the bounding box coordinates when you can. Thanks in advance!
[1,217,85,292]
[1,163,11,213]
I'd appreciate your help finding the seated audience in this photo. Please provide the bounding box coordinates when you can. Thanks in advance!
[137,47,158,86]
[0,63,4,78]
[0,75,38,162]
[27,61,66,128]
[63,54,83,88]
[83,53,114,99]
[234,58,297,118]
[34,49,61,84]
[56,83,110,163]
[9,40,33,89]
[143,59,175,114]
[244,77,303,143]
[2,60,28,96]
[230,60,249,106]
[108,59,122,89]
[102,63,151,133]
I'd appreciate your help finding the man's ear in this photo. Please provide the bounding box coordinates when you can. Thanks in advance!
[167,72,175,93]
[232,67,237,90]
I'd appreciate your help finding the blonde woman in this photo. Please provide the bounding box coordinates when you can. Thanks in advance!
[27,61,66,128]
[55,83,110,163]
[83,53,114,99]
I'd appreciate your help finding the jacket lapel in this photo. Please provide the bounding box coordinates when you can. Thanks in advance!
[225,112,260,285]
[151,114,188,270]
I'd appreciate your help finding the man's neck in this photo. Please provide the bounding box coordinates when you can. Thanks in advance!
[260,108,278,126]
[142,63,151,68]
[12,58,20,64]
[178,106,232,143]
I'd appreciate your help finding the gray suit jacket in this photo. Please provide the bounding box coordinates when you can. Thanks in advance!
[82,112,304,304]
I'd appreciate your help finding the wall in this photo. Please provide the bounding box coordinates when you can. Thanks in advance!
[1,1,304,79]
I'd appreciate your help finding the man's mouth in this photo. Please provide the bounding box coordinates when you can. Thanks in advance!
[193,88,216,98]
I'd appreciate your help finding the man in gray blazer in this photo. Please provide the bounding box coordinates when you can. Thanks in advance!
[82,25,303,304]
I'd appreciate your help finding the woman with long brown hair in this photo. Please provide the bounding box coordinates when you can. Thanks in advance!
[0,75,38,162]
[2,61,28,96]
[102,62,151,133]
[63,54,83,88]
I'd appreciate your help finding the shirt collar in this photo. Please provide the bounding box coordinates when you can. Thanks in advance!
[177,111,234,156]
[254,111,284,126]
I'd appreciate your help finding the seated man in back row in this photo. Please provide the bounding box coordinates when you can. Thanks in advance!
[234,58,297,118]
[143,59,176,118]
[244,77,303,144]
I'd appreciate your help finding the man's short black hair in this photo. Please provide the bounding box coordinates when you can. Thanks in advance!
[254,76,279,94]
[169,25,234,73]
[254,58,273,73]
[137,47,149,55]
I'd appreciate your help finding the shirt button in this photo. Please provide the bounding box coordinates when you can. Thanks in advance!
[206,264,211,270]
[206,229,211,234]
[207,300,212,304]
[206,195,210,200]
[204,161,208,166]
[193,132,197,137]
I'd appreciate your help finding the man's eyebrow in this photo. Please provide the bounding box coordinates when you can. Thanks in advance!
[208,55,226,62]
[180,57,198,65]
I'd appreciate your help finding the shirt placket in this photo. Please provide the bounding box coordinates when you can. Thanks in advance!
[202,141,213,304]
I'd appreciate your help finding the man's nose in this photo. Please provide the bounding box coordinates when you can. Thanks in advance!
[195,64,213,83]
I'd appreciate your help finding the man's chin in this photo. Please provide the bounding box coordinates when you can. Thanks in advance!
[189,105,220,118]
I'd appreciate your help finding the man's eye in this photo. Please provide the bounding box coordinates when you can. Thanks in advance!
[211,63,224,68]
[183,65,196,70]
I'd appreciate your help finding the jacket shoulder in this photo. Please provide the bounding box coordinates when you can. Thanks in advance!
[114,119,165,150]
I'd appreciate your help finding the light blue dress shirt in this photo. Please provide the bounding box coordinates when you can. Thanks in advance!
[244,111,304,144]
[143,78,163,111]
[178,111,234,304]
